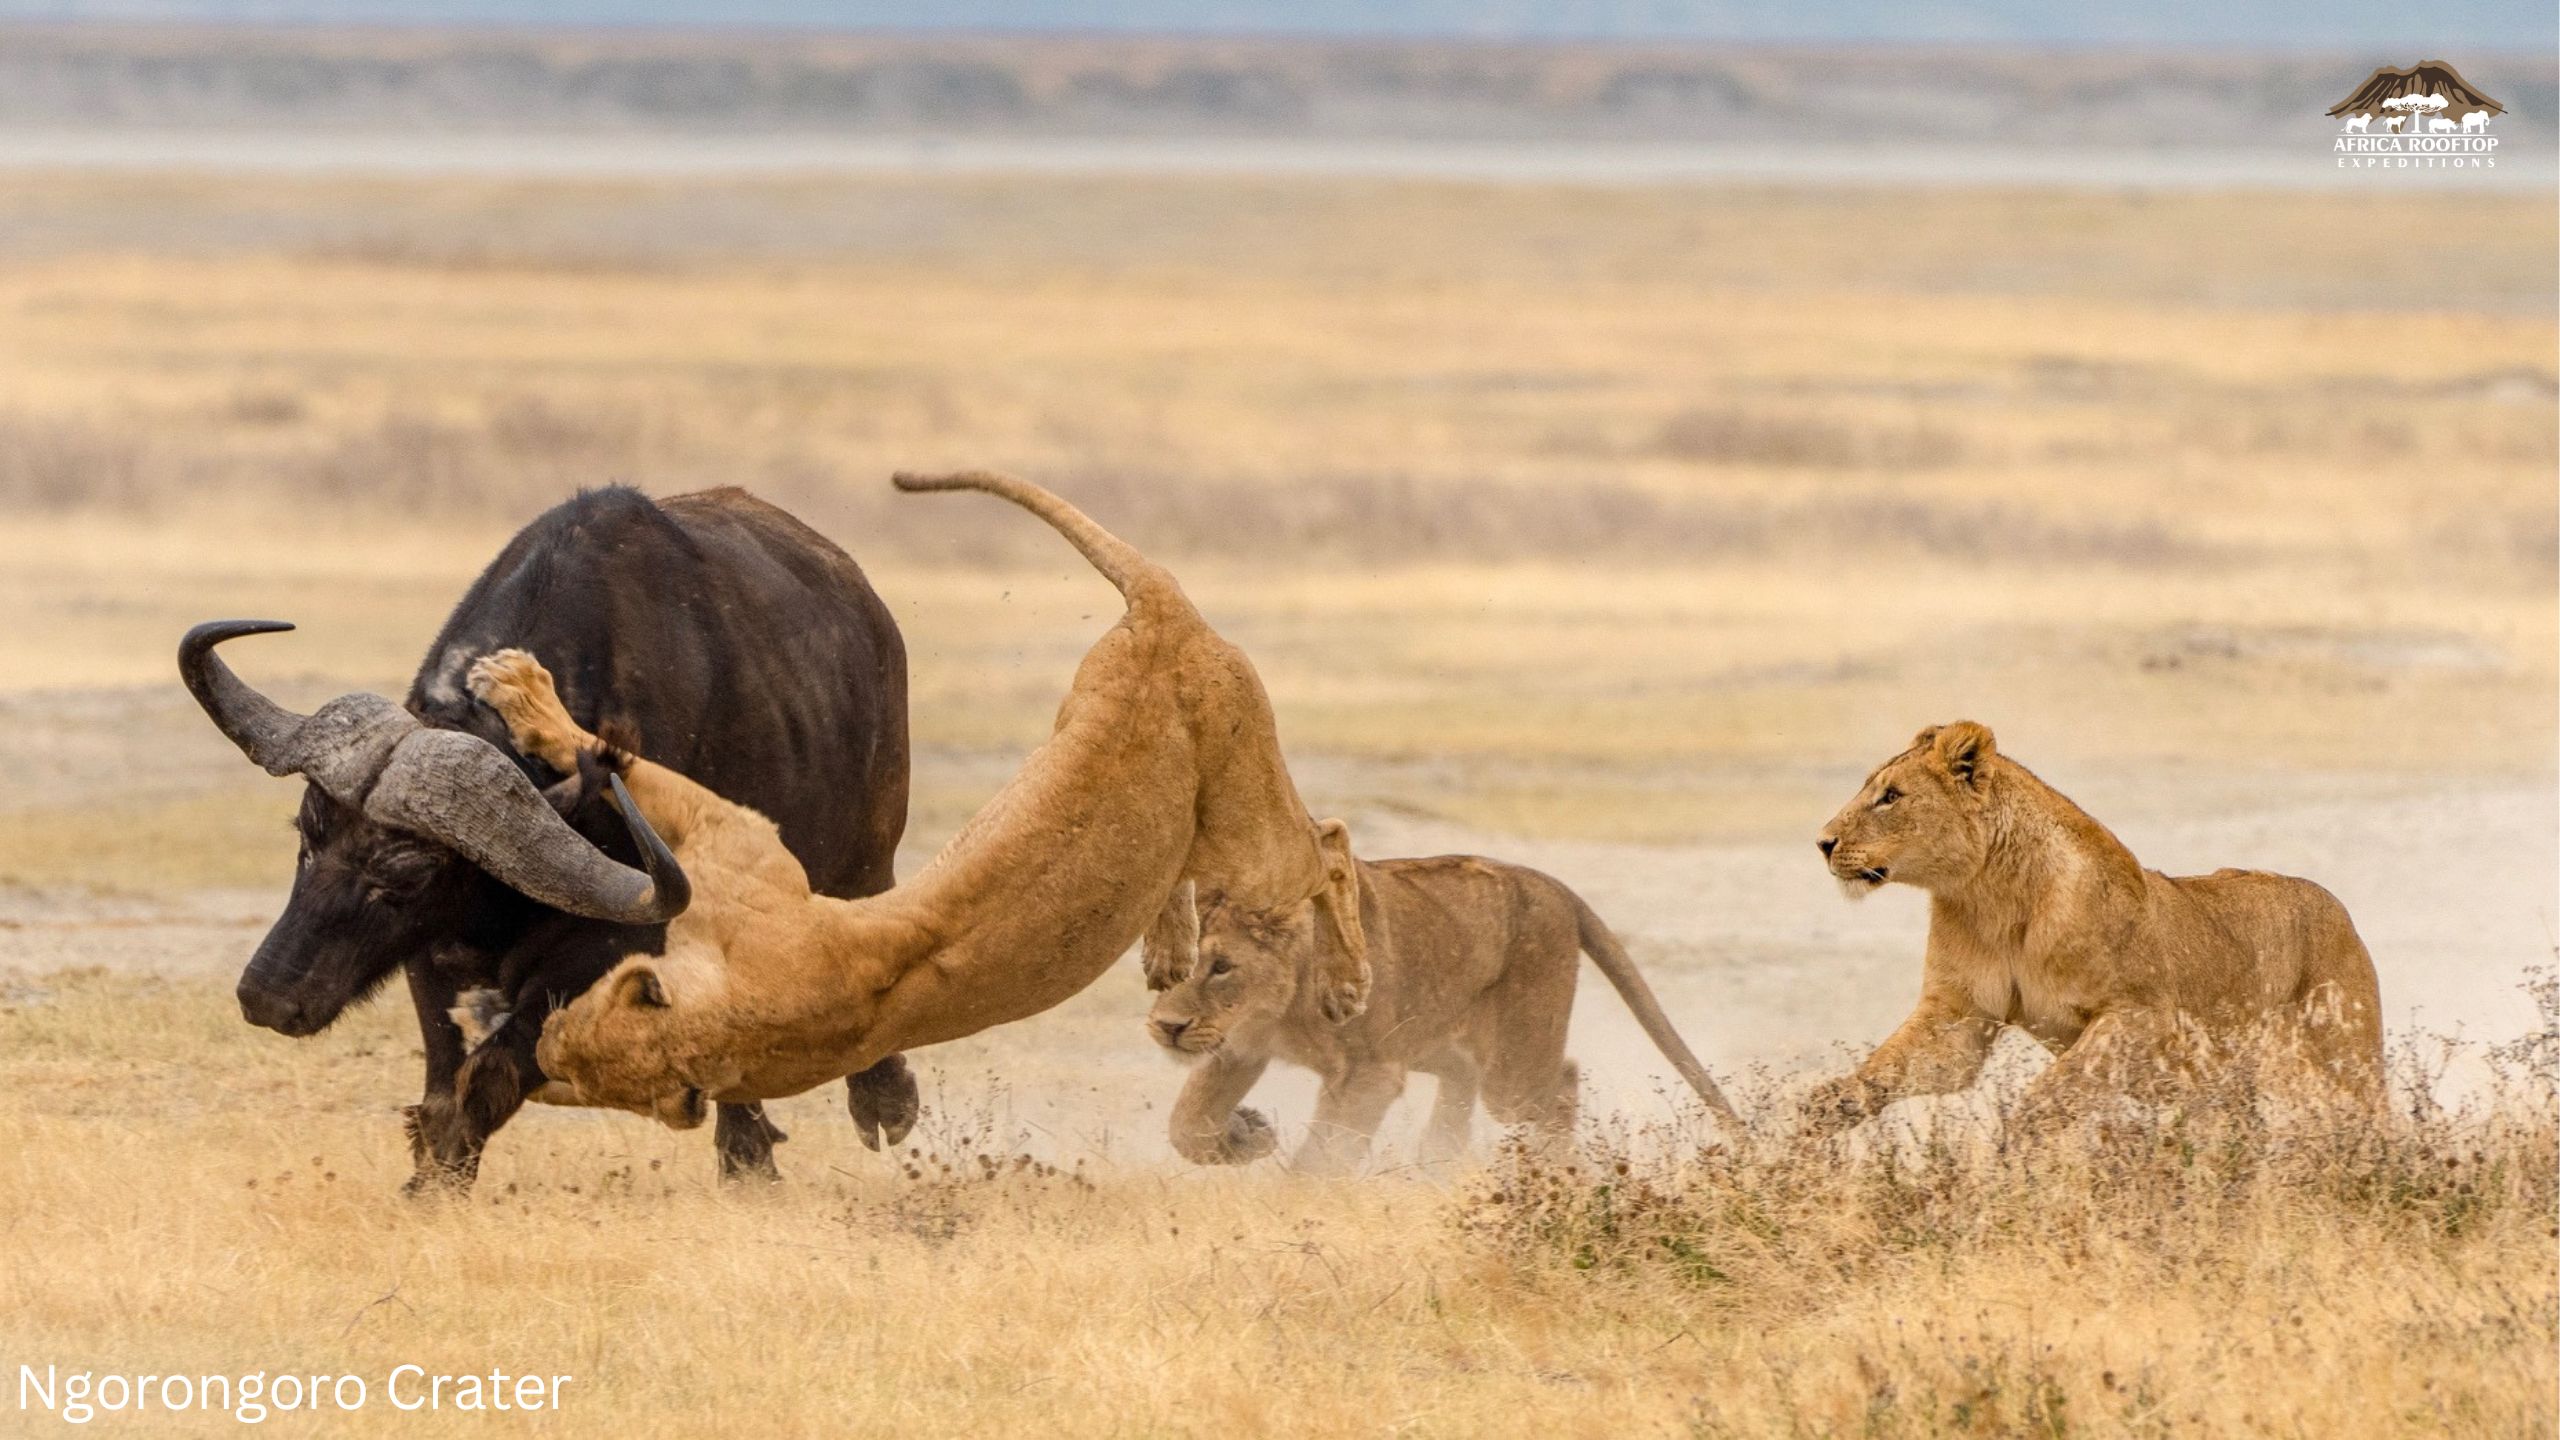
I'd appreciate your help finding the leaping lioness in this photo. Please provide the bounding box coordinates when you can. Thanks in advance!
[472,472,1367,1128]
[1810,722,2384,1128]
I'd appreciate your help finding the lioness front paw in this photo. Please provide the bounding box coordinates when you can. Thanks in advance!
[1316,966,1371,1024]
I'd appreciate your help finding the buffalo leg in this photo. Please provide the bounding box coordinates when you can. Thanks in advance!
[409,998,554,1196]
[400,961,478,1197]
[844,1054,920,1152]
[415,1002,794,1188]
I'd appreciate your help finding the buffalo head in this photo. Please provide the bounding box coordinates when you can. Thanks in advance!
[180,620,688,1036]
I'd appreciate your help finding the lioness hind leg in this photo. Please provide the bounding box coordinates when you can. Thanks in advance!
[2293,980,2388,1113]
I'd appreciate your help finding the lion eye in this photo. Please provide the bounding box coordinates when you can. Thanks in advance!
[1875,787,1900,808]
[1208,957,1234,977]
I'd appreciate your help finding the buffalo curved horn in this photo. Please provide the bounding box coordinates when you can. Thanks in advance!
[604,773,689,921]
[365,730,688,925]
[181,619,685,924]
[179,619,421,799]
[178,620,308,774]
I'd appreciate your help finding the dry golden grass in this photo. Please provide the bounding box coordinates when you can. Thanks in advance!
[1,171,2553,1436]
[1,966,2551,1437]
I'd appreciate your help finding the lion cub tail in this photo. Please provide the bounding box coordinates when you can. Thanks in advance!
[1565,888,1746,1130]
[891,470,1173,608]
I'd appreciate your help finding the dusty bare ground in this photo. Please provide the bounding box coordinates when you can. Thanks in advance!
[2,675,2547,1164]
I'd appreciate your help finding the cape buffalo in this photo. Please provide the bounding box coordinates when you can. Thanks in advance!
[180,485,915,1193]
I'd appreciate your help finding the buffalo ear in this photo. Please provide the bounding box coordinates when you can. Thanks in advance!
[613,966,669,1010]
[1932,721,1996,786]
[539,774,585,818]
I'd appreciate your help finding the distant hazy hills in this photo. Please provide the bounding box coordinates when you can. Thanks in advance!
[0,27,2547,148]
[0,0,2551,48]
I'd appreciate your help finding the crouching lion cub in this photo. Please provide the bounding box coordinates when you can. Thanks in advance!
[467,472,1366,1128]
[1148,828,1743,1173]
[1810,721,2384,1130]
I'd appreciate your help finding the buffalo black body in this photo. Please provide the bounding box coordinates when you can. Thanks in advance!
[237,485,912,1191]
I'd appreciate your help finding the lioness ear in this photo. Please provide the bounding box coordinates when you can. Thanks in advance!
[1310,818,1366,969]
[1932,721,1996,786]
[1141,880,1199,992]
[613,966,668,1010]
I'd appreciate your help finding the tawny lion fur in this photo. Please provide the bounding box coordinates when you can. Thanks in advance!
[1810,721,2384,1128]
[470,472,1366,1128]
[1148,831,1744,1173]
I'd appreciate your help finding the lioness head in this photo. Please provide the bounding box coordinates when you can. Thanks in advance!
[536,956,739,1129]
[1817,721,1999,896]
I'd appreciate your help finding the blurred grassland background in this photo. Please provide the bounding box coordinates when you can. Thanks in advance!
[0,171,2551,885]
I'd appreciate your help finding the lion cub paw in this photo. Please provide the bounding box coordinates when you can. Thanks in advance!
[1219,1107,1278,1163]
[1175,1106,1278,1166]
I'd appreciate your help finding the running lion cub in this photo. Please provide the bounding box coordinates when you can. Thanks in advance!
[1148,829,1743,1173]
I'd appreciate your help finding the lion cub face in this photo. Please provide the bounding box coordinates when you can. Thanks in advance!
[1146,896,1307,1059]
[1818,722,1998,896]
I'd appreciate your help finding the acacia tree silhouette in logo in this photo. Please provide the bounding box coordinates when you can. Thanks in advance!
[2386,93,2449,132]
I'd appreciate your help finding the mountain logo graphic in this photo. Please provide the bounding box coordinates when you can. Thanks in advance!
[2328,60,2504,134]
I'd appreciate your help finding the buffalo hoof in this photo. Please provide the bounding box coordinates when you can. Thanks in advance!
[399,1165,475,1200]
[713,1102,787,1183]
[399,1101,481,1198]
[847,1054,921,1151]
